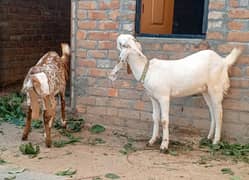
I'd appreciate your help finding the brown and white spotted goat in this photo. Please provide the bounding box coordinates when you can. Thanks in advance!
[21,43,70,147]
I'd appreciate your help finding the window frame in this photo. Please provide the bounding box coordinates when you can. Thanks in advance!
[135,0,209,39]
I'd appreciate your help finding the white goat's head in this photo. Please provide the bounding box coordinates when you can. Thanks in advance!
[109,34,143,81]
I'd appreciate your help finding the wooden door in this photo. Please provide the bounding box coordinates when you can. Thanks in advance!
[140,0,175,34]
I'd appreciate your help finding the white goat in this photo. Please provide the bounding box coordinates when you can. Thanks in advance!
[109,34,242,152]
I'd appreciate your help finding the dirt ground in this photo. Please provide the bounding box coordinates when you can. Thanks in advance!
[0,122,248,180]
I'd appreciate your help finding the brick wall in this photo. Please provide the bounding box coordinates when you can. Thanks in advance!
[0,0,70,89]
[74,0,249,142]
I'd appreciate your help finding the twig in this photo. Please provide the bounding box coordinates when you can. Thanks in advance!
[72,174,103,180]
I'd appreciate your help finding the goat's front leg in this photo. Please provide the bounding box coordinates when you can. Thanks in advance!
[60,92,67,128]
[22,106,32,140]
[158,96,170,152]
[147,97,161,146]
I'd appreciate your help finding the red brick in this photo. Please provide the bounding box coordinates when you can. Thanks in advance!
[227,21,245,30]
[78,21,96,29]
[223,99,249,111]
[230,66,242,77]
[217,44,246,54]
[76,49,87,58]
[77,10,87,19]
[78,1,97,10]
[228,9,249,19]
[209,1,225,10]
[88,32,110,40]
[87,106,106,115]
[78,40,97,49]
[89,68,107,77]
[106,107,118,116]
[226,88,242,99]
[88,11,107,20]
[227,32,249,42]
[113,80,134,89]
[128,3,136,11]
[134,101,144,110]
[76,104,86,114]
[143,43,161,50]
[109,32,119,40]
[229,0,239,8]
[108,50,119,60]
[110,99,133,108]
[77,96,96,105]
[99,0,120,9]
[118,109,140,119]
[98,41,114,49]
[87,87,108,96]
[230,78,249,88]
[87,50,107,58]
[236,56,249,65]
[109,10,120,20]
[245,66,249,76]
[98,21,118,30]
[207,32,224,40]
[108,88,118,97]
[76,30,86,40]
[78,58,96,67]
[163,44,184,51]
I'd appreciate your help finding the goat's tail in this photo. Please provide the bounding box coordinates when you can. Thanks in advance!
[224,48,242,67]
[61,43,70,56]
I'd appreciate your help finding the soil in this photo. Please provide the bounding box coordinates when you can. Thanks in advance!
[0,122,248,180]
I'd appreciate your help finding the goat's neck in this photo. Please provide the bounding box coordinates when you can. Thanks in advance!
[127,53,148,81]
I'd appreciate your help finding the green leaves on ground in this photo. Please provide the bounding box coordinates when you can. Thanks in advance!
[55,168,77,176]
[66,118,85,132]
[4,175,16,180]
[119,142,136,155]
[53,129,81,148]
[88,137,106,145]
[0,158,6,164]
[105,173,120,179]
[89,124,105,134]
[8,168,26,174]
[54,117,85,132]
[19,143,40,157]
[199,138,249,163]
[221,168,234,175]
[92,177,102,180]
[230,176,241,180]
[0,93,25,126]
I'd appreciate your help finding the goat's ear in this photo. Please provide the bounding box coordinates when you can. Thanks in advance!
[127,64,132,74]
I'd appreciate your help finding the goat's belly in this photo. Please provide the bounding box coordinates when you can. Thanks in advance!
[170,85,207,97]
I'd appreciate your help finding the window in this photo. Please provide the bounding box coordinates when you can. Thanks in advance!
[135,0,209,38]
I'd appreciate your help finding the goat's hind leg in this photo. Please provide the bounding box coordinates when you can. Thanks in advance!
[22,106,32,140]
[202,92,215,140]
[209,89,223,144]
[147,97,161,146]
[43,96,56,147]
[60,92,67,128]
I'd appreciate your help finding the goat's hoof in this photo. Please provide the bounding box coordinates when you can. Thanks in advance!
[21,135,28,141]
[160,148,169,154]
[212,140,219,145]
[45,139,52,148]
[61,121,67,128]
[146,142,153,147]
